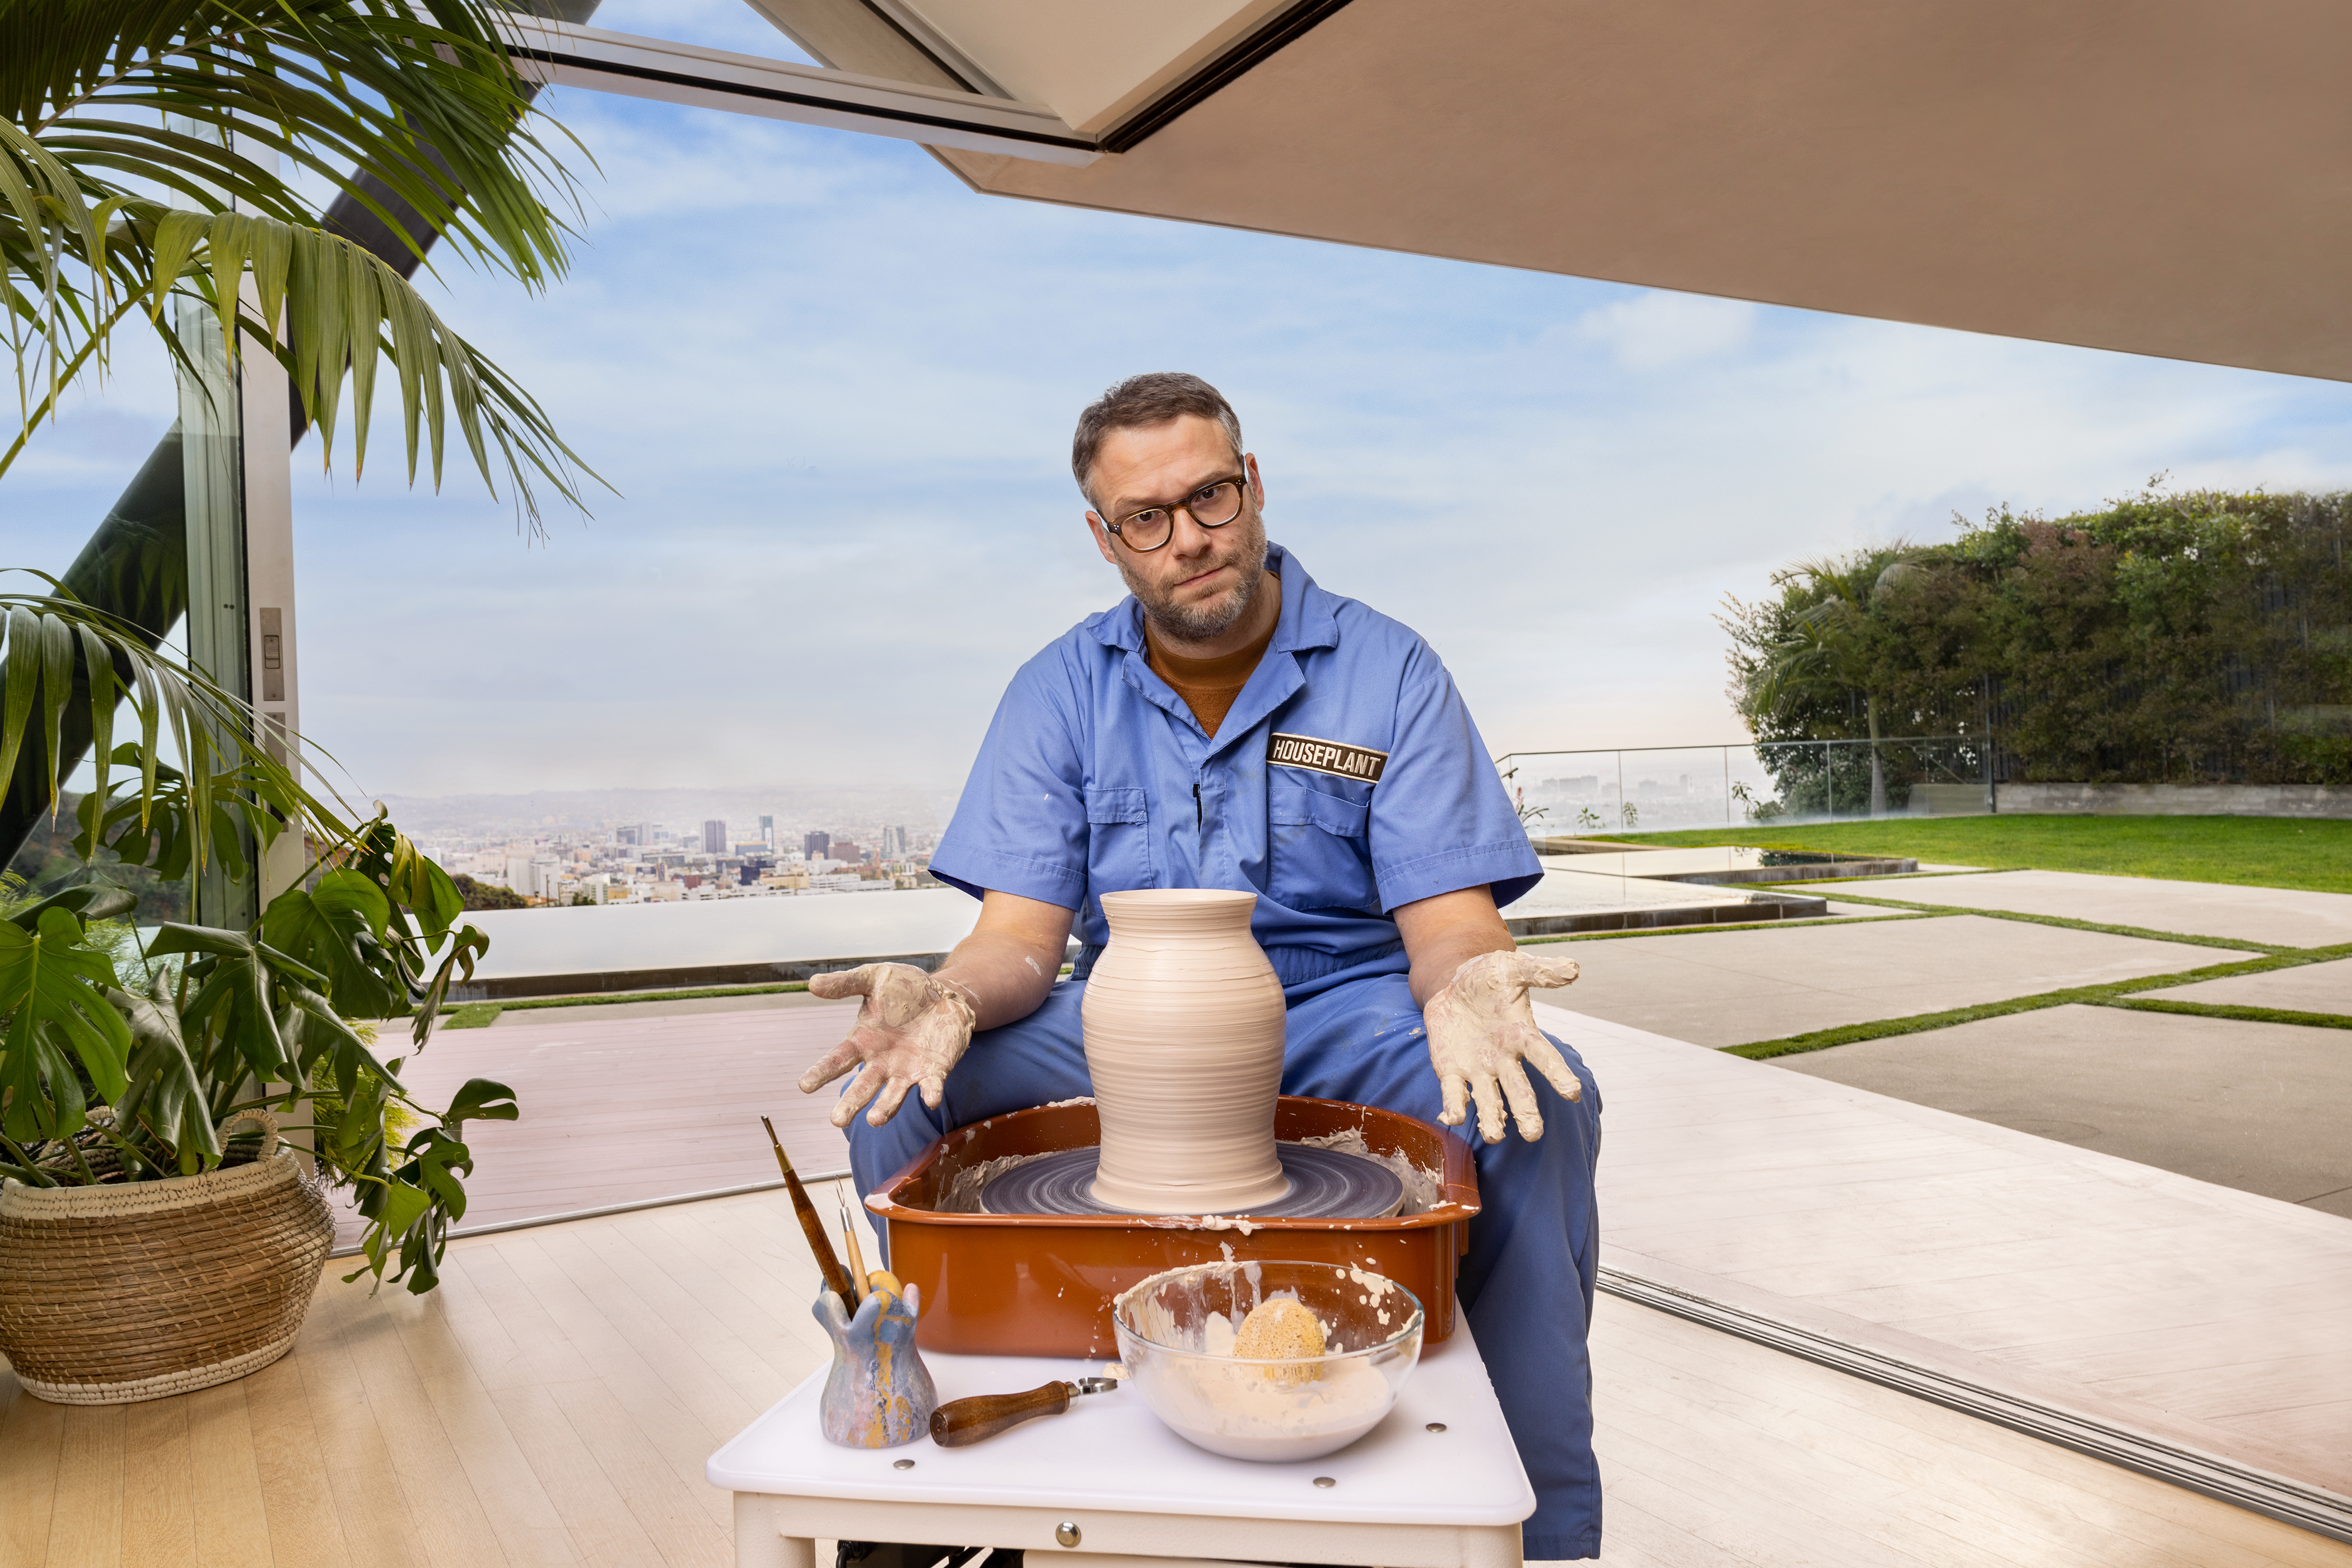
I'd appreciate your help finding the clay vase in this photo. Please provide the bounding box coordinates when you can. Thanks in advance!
[1082,889,1290,1213]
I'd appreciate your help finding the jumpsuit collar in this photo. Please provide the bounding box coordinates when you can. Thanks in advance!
[1082,542,1337,656]
[1083,543,1338,753]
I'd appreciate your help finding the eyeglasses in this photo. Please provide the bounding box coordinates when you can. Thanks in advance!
[1102,475,1247,553]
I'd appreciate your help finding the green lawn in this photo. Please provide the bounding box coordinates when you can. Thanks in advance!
[1589,814,2352,894]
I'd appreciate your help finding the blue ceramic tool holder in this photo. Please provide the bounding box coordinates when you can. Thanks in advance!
[815,1281,938,1448]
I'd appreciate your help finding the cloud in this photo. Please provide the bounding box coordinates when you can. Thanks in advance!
[1571,290,1757,370]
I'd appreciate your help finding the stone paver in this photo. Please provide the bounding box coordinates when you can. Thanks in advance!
[1772,1004,2352,1217]
[1800,868,2352,948]
[2140,954,2352,1016]
[1530,914,2219,1048]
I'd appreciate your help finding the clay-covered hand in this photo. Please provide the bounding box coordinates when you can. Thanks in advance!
[800,963,978,1129]
[1423,949,1583,1145]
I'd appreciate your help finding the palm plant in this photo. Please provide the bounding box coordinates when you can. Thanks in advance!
[2,0,597,526]
[1751,545,1919,816]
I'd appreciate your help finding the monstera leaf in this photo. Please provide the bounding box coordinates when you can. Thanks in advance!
[263,868,397,1022]
[280,981,401,1097]
[388,834,464,943]
[309,818,488,1048]
[7,884,138,932]
[112,979,221,1175]
[148,923,324,1088]
[0,907,130,1143]
[443,1077,520,1131]
[346,1076,515,1295]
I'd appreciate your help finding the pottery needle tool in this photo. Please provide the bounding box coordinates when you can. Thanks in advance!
[835,1198,904,1302]
[930,1378,1123,1448]
[760,1116,857,1304]
[836,1191,871,1301]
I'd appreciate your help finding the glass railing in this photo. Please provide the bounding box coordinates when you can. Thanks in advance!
[1494,736,1992,834]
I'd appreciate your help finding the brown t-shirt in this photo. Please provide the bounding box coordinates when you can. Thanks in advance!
[1145,594,1279,739]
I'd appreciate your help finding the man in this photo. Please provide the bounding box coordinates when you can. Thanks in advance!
[800,374,1603,1562]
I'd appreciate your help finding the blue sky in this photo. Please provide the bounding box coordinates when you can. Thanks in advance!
[13,0,2352,806]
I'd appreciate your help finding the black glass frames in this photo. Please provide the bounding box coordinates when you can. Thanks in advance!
[1103,474,1248,552]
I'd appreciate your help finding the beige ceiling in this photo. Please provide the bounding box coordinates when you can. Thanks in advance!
[885,0,2352,384]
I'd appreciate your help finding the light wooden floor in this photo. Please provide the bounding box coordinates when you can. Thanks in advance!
[1542,1002,2352,1499]
[4,1182,2341,1568]
[362,995,2352,1502]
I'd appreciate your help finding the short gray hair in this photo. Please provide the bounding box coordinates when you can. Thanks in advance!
[1071,373,1245,508]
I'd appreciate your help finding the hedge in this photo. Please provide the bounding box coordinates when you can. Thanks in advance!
[1720,490,2352,786]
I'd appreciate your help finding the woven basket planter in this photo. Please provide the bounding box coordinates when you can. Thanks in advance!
[0,1113,333,1405]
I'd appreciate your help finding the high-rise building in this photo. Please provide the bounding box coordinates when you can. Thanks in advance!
[879,825,909,858]
[759,814,774,846]
[804,830,830,860]
[702,819,727,854]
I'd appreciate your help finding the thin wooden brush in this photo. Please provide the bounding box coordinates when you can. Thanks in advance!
[760,1116,856,1304]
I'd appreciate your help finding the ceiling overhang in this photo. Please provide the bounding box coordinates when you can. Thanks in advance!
[533,1,2352,385]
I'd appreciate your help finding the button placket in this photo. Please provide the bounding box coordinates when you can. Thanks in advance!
[1194,768,1215,876]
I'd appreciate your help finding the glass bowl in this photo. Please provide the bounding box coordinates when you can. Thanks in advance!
[1112,1258,1424,1462]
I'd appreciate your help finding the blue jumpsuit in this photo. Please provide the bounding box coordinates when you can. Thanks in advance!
[847,544,1603,1560]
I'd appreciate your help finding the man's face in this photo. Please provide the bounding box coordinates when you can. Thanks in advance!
[1084,414,1268,642]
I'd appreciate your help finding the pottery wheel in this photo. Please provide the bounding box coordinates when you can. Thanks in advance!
[981,1144,1406,1220]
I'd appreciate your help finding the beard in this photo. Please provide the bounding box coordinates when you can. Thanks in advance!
[1118,514,1270,642]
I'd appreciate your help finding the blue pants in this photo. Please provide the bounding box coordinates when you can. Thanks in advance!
[845,974,1604,1561]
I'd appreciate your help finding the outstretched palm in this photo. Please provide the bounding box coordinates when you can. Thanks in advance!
[1424,949,1583,1144]
[799,963,977,1130]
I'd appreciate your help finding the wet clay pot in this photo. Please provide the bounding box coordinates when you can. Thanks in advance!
[1082,888,1289,1213]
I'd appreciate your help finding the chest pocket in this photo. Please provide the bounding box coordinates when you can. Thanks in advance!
[1266,772,1378,914]
[1084,785,1154,893]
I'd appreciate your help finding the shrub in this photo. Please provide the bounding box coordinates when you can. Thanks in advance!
[1721,489,2352,785]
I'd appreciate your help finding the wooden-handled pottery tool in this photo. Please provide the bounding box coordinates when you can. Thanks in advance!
[837,1192,871,1303]
[761,1116,858,1305]
[929,1377,1123,1448]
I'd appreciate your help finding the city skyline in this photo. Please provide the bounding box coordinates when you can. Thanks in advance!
[429,804,938,907]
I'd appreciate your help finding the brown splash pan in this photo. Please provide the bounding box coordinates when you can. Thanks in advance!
[868,1095,1479,1360]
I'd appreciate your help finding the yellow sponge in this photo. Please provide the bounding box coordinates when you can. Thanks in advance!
[1234,1298,1326,1386]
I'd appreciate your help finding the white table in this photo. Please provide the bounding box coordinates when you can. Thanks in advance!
[709,1312,1534,1568]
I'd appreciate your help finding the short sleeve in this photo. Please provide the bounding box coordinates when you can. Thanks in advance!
[928,652,1091,909]
[1366,642,1542,912]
